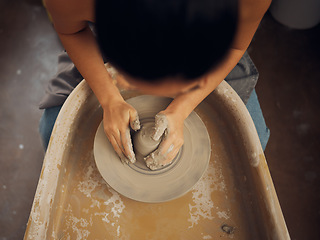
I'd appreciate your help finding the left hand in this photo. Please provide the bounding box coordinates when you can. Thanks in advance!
[144,111,185,170]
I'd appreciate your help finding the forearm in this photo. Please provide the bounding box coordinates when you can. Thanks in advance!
[57,26,123,107]
[166,0,272,119]
[166,48,245,119]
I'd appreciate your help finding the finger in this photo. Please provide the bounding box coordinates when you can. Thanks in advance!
[145,136,183,170]
[161,143,181,166]
[144,141,174,170]
[156,137,174,155]
[144,148,164,170]
[108,134,130,164]
[111,129,125,152]
[163,147,180,166]
[129,111,140,131]
[120,128,136,163]
[153,113,168,141]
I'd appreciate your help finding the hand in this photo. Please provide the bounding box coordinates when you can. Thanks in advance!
[144,111,184,170]
[102,99,140,164]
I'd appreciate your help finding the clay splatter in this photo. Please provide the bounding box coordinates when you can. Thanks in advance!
[188,163,215,228]
[76,161,125,238]
[100,185,126,222]
[217,211,230,220]
[64,204,92,240]
[188,160,230,228]
[203,235,213,239]
[77,165,101,198]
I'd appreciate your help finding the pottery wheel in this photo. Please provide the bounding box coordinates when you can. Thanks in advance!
[94,95,211,203]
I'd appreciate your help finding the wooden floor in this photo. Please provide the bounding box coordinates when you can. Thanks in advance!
[0,1,319,239]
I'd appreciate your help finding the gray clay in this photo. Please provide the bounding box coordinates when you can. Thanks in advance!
[133,122,161,158]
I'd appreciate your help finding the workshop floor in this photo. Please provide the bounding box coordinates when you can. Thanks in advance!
[0,1,319,239]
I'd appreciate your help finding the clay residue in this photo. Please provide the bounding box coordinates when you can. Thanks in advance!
[188,161,230,228]
[130,117,141,131]
[74,160,126,238]
[202,234,213,239]
[77,164,100,198]
[152,113,168,141]
[143,143,174,170]
[249,145,261,167]
[188,163,215,228]
[217,211,230,220]
[125,128,136,164]
[144,151,167,170]
[133,123,161,157]
[64,204,92,240]
[133,121,167,170]
[102,186,126,221]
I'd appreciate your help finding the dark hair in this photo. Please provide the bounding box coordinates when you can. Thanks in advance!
[96,0,238,82]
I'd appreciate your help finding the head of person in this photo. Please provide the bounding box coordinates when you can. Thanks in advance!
[95,0,238,96]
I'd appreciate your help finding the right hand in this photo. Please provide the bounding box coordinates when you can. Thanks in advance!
[144,112,184,170]
[102,99,140,164]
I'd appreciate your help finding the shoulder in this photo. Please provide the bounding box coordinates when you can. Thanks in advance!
[231,0,272,50]
[44,0,95,34]
[239,0,272,21]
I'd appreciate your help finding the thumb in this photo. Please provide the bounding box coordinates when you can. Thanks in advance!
[152,113,168,141]
[129,110,141,131]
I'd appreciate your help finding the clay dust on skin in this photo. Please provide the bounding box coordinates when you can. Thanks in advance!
[152,113,168,141]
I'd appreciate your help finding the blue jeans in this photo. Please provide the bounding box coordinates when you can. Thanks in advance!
[246,89,270,150]
[39,90,270,151]
[39,105,62,150]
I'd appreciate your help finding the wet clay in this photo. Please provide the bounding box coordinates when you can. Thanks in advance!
[143,113,173,170]
[132,121,168,170]
[133,122,161,159]
[93,95,211,203]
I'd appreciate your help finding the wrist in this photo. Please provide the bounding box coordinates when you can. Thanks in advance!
[99,84,124,109]
[164,102,191,123]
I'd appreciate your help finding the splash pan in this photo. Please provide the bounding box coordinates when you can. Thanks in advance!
[25,80,290,239]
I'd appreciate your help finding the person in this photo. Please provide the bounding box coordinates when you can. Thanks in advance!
[39,0,271,169]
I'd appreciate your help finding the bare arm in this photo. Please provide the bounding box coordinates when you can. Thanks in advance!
[45,0,122,107]
[45,0,139,163]
[166,0,272,119]
[146,0,272,168]
[56,26,124,106]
